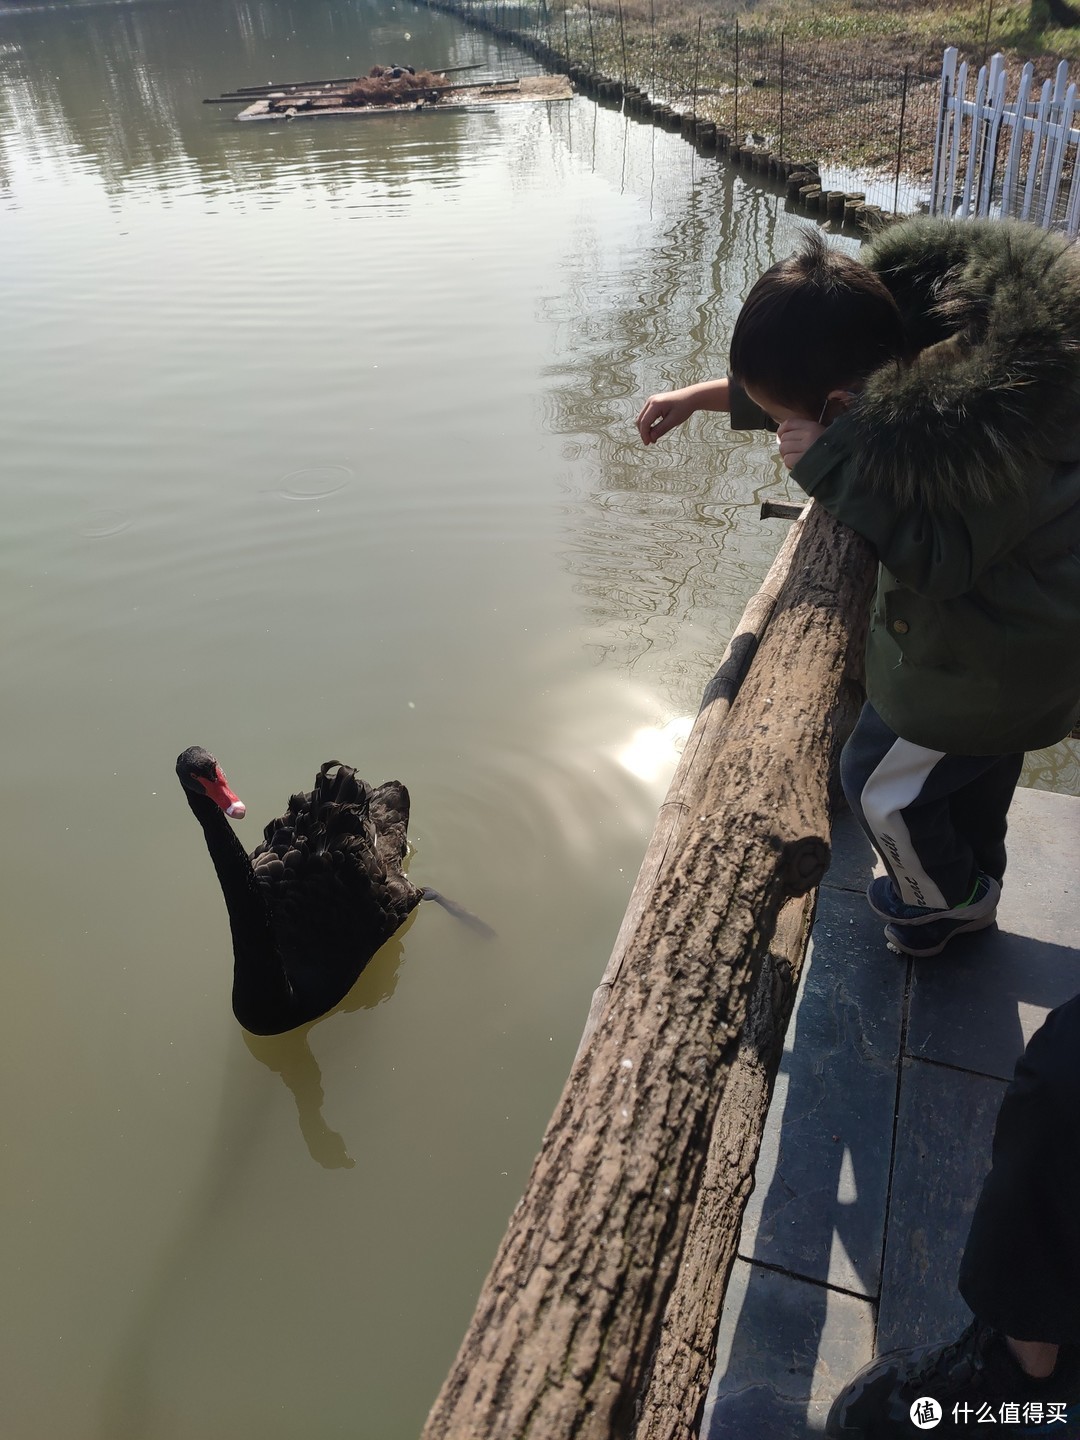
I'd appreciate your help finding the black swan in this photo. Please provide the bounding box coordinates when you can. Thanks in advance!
[177,746,487,1035]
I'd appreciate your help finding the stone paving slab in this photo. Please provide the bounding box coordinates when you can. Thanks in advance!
[876,1058,1006,1353]
[737,887,904,1297]
[907,787,1080,1080]
[906,928,1079,1082]
[702,786,1080,1440]
[703,1260,875,1440]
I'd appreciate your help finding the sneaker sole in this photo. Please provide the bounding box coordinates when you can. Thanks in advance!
[885,912,997,957]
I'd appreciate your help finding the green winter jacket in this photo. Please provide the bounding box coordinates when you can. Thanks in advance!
[736,217,1080,755]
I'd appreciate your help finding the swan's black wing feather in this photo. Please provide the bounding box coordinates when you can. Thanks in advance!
[247,763,422,1024]
[367,779,411,871]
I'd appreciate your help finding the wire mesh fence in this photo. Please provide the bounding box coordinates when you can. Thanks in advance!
[443,0,942,209]
[434,0,1072,219]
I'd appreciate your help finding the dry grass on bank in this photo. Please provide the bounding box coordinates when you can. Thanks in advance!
[611,0,1080,67]
[549,0,1077,178]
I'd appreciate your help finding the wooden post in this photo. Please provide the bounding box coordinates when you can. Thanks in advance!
[420,505,876,1440]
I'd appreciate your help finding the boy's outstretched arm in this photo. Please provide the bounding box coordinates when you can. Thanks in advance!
[636,378,730,445]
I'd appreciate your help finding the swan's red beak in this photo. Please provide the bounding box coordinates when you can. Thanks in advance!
[196,766,246,820]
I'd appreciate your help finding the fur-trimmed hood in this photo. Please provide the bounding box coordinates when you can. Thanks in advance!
[849,217,1080,512]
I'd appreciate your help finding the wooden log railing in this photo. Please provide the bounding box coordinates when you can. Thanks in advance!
[422,503,875,1440]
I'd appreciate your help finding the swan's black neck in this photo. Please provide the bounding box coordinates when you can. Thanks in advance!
[185,790,295,1033]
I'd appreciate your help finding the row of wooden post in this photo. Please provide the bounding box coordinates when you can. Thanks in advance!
[422,0,899,235]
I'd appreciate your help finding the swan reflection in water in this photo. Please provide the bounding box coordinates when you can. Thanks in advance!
[241,934,408,1170]
[96,929,419,1435]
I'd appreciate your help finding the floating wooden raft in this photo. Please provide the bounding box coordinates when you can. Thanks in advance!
[204,67,572,121]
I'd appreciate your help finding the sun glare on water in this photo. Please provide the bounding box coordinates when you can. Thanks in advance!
[616,716,694,785]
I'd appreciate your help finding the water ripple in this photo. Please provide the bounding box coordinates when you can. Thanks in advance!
[78,507,134,538]
[274,464,354,501]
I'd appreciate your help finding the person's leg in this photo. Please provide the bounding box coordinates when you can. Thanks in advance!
[947,751,1025,887]
[826,997,1080,1438]
[841,702,1013,909]
[959,994,1080,1345]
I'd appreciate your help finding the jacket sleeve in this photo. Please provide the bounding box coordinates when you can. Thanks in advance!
[790,415,1032,600]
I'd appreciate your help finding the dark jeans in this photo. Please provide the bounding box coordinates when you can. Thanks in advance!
[840,702,1024,909]
[959,994,1080,1345]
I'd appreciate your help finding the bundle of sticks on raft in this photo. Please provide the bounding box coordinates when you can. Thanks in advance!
[270,66,448,112]
[204,62,499,111]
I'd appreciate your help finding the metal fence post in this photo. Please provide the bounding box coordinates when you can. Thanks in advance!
[734,18,740,144]
[692,15,702,121]
[894,66,909,214]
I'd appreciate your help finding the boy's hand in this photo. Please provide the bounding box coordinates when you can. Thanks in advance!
[636,388,698,445]
[776,418,826,471]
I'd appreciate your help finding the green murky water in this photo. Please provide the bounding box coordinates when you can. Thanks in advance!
[1,2,1075,1436]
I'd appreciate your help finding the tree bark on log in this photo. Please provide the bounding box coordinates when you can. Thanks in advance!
[631,893,816,1440]
[421,505,875,1440]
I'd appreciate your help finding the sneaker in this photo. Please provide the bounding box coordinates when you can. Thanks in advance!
[867,871,1000,927]
[825,1320,1080,1437]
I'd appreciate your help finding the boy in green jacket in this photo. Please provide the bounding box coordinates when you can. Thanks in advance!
[637,217,1080,1435]
[638,218,1080,960]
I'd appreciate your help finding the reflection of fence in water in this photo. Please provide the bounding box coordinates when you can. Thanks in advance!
[931,49,1080,237]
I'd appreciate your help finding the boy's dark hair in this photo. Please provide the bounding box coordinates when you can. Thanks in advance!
[729,228,908,417]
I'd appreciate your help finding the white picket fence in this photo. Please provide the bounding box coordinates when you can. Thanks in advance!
[931,47,1080,237]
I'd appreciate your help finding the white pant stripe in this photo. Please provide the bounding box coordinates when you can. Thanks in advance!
[860,738,949,909]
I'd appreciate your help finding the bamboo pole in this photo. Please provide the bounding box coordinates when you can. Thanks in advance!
[227,65,481,95]
[217,77,510,107]
[421,504,876,1440]
[230,74,363,93]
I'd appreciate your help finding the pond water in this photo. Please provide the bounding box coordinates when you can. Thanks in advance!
[1,2,1076,1438]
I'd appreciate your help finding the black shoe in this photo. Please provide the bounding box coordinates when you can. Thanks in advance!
[867,872,1000,928]
[825,1320,1080,1437]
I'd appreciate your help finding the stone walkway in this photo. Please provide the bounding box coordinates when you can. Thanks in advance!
[701,785,1080,1437]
